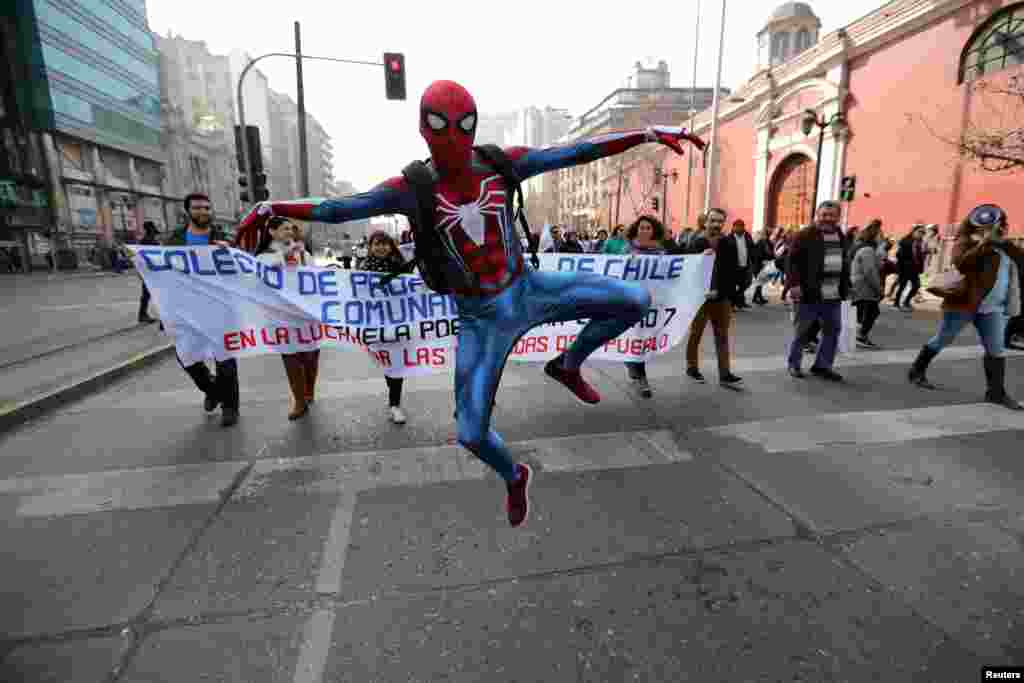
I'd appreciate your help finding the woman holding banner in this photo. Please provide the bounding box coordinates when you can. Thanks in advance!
[622,215,669,398]
[362,230,411,424]
[255,217,321,420]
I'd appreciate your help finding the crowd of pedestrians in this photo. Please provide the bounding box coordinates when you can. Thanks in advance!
[133,191,1023,429]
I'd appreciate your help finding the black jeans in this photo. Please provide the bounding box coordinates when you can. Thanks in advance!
[625,361,647,380]
[894,272,921,307]
[854,300,881,338]
[177,353,239,411]
[385,376,403,407]
[139,282,151,318]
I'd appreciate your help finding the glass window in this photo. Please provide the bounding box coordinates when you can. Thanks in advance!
[960,3,1024,82]
[796,28,811,52]
[772,32,791,63]
[51,90,95,125]
[50,0,153,51]
[40,43,160,119]
[35,1,158,88]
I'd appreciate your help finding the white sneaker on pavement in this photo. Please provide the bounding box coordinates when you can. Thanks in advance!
[389,406,407,424]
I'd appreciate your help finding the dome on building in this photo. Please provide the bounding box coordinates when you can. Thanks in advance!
[769,2,818,23]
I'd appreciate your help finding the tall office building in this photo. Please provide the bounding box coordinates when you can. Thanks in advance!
[2,0,167,268]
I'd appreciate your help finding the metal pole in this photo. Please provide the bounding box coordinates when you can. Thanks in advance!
[703,0,727,213]
[235,51,385,209]
[684,0,701,225]
[237,60,255,209]
[295,21,310,198]
[661,167,668,226]
[614,158,623,226]
[810,123,825,213]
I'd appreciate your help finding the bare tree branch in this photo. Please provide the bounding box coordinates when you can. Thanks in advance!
[916,77,1024,173]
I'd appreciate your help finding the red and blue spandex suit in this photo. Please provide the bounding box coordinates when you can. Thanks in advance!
[238,80,704,484]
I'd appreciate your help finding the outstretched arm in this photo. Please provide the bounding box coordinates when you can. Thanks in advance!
[235,177,413,249]
[504,126,705,180]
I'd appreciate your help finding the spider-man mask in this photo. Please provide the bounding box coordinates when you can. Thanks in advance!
[420,80,477,175]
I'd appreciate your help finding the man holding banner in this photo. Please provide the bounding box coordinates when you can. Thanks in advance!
[165,193,241,428]
[235,79,705,528]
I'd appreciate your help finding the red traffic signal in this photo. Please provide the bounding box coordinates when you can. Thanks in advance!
[383,52,406,101]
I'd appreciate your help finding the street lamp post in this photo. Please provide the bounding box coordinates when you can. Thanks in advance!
[659,165,679,227]
[683,0,701,225]
[800,109,847,213]
[703,0,728,214]
[236,52,384,209]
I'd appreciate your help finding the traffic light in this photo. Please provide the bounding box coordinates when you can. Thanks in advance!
[383,52,406,100]
[234,124,269,204]
[840,175,857,202]
[253,172,269,202]
[651,196,660,212]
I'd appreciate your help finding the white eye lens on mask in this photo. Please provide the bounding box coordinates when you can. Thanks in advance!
[458,113,476,133]
[426,113,446,131]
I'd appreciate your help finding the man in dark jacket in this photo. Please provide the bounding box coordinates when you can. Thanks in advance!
[893,224,926,310]
[729,219,756,309]
[163,193,240,427]
[560,230,585,254]
[137,221,160,323]
[785,200,851,381]
[684,208,744,387]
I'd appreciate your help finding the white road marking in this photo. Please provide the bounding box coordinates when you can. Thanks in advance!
[290,608,336,683]
[646,345,1024,378]
[314,499,355,595]
[702,402,1024,453]
[286,428,690,683]
[81,346,1024,412]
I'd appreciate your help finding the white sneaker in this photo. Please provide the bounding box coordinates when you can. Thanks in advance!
[389,406,407,424]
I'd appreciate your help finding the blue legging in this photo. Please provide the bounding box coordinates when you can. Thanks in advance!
[925,310,1008,358]
[454,269,651,481]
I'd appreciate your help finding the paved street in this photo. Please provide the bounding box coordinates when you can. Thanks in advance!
[1,298,1022,682]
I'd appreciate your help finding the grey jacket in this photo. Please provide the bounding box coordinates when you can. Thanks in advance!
[849,239,882,302]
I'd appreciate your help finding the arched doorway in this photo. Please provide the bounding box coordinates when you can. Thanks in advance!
[768,154,815,230]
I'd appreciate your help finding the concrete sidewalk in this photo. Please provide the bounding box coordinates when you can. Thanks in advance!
[0,268,172,433]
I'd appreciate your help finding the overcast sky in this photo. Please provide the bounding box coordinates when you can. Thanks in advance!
[147,0,887,194]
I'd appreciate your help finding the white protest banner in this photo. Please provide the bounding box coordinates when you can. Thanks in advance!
[131,246,713,377]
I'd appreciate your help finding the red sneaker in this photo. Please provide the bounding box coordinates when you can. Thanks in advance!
[544,357,601,404]
[506,463,532,527]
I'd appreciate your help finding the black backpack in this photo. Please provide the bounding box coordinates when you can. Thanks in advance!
[381,144,541,294]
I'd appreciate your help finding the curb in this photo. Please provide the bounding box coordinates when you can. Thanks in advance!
[0,343,176,434]
[0,322,148,372]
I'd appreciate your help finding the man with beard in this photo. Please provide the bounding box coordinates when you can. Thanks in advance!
[163,193,240,427]
[785,200,851,382]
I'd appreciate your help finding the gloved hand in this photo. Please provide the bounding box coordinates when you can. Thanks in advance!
[647,125,706,155]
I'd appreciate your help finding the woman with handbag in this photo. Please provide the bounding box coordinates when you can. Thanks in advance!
[908,205,1023,410]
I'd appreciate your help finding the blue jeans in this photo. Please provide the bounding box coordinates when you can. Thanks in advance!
[454,269,650,481]
[787,302,843,371]
[925,311,1008,357]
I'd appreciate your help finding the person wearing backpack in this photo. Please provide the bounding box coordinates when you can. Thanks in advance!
[236,79,705,528]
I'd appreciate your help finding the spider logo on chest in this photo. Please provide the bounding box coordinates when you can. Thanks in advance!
[434,175,507,247]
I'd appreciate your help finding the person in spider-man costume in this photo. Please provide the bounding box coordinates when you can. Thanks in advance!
[237,80,704,527]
